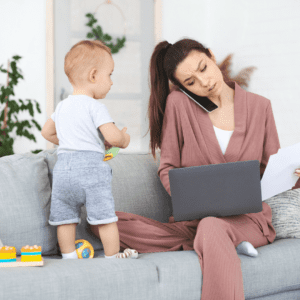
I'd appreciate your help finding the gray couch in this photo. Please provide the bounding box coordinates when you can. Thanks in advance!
[0,148,299,300]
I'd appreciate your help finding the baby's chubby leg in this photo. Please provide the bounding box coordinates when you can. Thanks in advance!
[57,223,78,259]
[98,222,138,259]
[98,222,120,256]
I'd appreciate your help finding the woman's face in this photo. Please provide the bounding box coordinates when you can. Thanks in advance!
[174,49,224,98]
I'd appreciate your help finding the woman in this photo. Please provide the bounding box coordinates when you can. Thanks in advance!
[91,38,300,299]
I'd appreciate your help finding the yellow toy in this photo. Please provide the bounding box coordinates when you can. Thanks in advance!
[75,239,94,259]
[21,245,42,262]
[0,246,16,263]
[0,245,44,267]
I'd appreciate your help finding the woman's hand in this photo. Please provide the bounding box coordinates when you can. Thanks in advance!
[294,169,300,177]
[104,140,113,151]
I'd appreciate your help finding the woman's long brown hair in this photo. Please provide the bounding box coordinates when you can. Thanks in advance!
[144,38,212,161]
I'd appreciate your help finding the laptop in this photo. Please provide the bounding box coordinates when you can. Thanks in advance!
[168,160,263,222]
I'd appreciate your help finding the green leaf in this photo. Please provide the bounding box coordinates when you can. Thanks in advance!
[26,101,34,117]
[31,149,43,154]
[87,32,94,39]
[12,55,22,61]
[103,34,112,41]
[95,26,103,37]
[32,119,42,131]
[35,101,41,114]
[93,28,102,39]
[0,69,8,74]
[85,11,126,54]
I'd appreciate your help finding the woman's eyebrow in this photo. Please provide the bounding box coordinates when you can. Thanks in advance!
[184,59,203,83]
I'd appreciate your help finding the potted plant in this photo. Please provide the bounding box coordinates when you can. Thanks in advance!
[0,55,43,157]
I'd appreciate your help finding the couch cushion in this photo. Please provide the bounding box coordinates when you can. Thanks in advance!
[0,153,58,255]
[141,250,202,300]
[240,238,300,298]
[264,189,300,240]
[2,238,299,300]
[137,239,300,300]
[0,256,160,300]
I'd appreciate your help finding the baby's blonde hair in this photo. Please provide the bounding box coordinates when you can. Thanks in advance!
[64,40,112,87]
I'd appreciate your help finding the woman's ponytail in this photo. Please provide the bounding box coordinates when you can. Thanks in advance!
[145,41,171,160]
[144,38,210,161]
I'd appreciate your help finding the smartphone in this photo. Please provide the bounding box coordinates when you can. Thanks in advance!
[178,84,218,113]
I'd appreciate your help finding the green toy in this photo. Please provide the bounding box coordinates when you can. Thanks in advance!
[104,147,120,161]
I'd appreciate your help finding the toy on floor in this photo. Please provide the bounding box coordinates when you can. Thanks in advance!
[75,239,94,259]
[104,147,120,161]
[0,245,44,267]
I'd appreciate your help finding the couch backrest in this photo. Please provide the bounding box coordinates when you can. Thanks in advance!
[42,149,173,223]
[0,149,173,255]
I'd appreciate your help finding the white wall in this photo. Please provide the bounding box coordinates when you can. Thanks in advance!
[1,0,300,155]
[162,0,300,148]
[0,0,154,155]
[0,0,47,154]
[53,0,154,154]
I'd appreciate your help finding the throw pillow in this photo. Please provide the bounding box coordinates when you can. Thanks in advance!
[264,189,300,240]
[0,152,58,256]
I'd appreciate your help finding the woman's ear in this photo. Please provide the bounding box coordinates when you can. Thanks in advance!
[207,49,216,64]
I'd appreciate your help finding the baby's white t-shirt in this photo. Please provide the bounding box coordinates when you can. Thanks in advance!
[51,95,114,156]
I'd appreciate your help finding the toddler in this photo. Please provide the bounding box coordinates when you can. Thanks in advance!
[45,40,138,259]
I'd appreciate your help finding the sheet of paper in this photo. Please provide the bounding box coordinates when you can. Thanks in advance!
[260,141,300,201]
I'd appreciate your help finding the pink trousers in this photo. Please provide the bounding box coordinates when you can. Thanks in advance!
[91,202,276,300]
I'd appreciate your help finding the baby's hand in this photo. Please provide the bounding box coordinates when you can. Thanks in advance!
[120,127,130,149]
[104,140,113,151]
[295,169,300,177]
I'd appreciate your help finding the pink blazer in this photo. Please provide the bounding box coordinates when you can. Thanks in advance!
[158,81,300,197]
